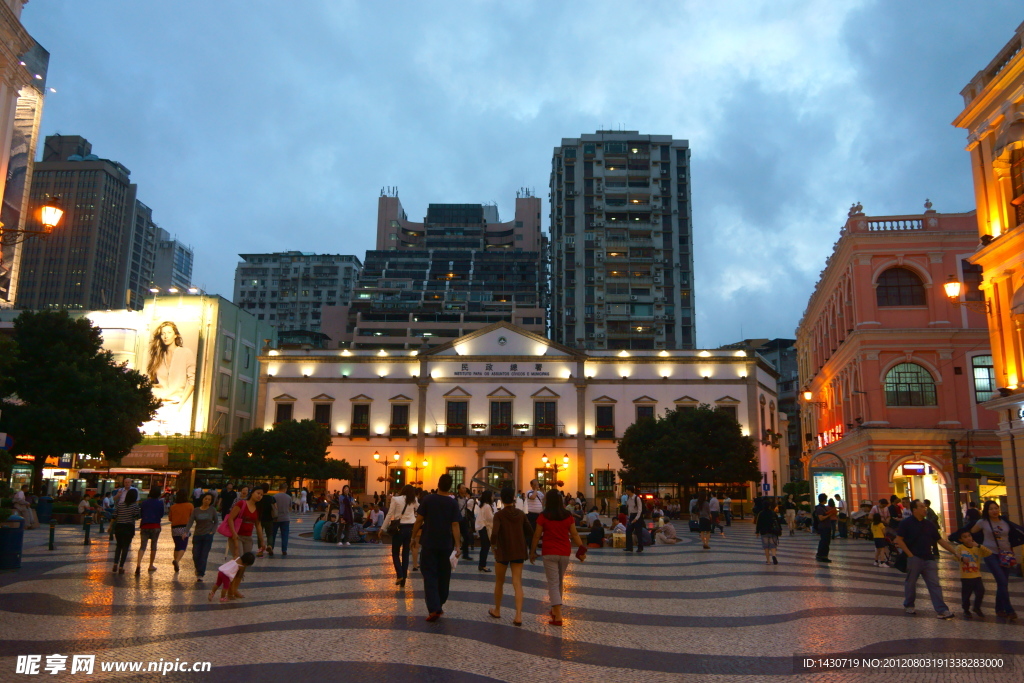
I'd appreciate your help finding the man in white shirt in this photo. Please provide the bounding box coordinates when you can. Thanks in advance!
[689,495,699,523]
[624,486,645,554]
[456,485,475,561]
[708,492,724,535]
[722,495,733,527]
[525,479,544,529]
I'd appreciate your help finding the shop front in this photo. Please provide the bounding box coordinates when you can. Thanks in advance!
[889,459,949,525]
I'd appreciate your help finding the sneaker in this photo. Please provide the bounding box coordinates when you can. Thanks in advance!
[337,542,344,546]
[904,607,916,615]
[872,561,880,567]
[344,542,351,546]
[963,611,973,619]
[937,611,955,620]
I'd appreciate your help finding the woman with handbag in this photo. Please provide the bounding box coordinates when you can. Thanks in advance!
[187,492,219,581]
[222,486,265,599]
[169,489,194,573]
[529,489,586,626]
[475,490,496,572]
[970,501,1023,621]
[380,484,418,588]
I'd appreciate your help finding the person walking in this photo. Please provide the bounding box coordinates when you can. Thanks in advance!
[755,498,781,564]
[954,529,992,619]
[300,488,309,513]
[895,499,957,619]
[187,492,219,581]
[456,485,475,562]
[381,484,418,588]
[336,485,355,547]
[487,487,533,625]
[525,479,544,529]
[224,485,266,599]
[256,484,276,556]
[169,489,194,574]
[696,494,712,550]
[828,498,839,540]
[722,494,733,527]
[813,493,836,563]
[270,487,291,556]
[969,501,1022,621]
[708,492,724,535]
[783,495,797,536]
[624,486,645,553]
[412,474,461,622]
[475,490,496,572]
[112,489,140,574]
[218,483,237,518]
[135,486,165,575]
[871,513,888,566]
[529,489,586,626]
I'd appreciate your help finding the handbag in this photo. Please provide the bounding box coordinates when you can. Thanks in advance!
[386,498,410,536]
[997,550,1018,569]
[217,504,245,537]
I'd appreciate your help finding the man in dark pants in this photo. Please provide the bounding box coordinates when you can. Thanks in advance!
[814,493,835,563]
[412,474,462,622]
[624,486,645,554]
[456,485,474,562]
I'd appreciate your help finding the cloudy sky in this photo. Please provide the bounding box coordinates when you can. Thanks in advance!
[24,1,1020,347]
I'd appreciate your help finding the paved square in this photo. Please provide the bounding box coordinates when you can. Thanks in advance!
[1,519,1022,681]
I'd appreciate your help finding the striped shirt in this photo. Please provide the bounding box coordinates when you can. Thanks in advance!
[114,502,140,525]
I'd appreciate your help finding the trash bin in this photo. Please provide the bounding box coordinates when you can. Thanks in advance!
[35,496,54,524]
[0,513,25,570]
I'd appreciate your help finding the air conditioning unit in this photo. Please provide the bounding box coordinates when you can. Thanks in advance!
[596,254,604,261]
[588,222,597,228]
[587,333,595,339]
[655,315,664,320]
[596,275,604,281]
[596,333,605,338]
[597,295,604,301]
[576,262,583,267]
[654,277,662,283]
[586,277,595,283]
[672,209,679,214]
[630,295,638,301]
[596,222,605,227]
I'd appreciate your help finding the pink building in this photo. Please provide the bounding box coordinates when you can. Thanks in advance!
[796,205,1001,530]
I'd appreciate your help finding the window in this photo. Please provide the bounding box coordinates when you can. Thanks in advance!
[636,405,655,421]
[314,403,332,427]
[446,401,468,435]
[595,405,615,439]
[243,346,252,369]
[275,402,293,423]
[716,405,737,421]
[350,466,367,494]
[351,404,370,435]
[238,381,249,404]
[595,470,615,494]
[218,373,230,399]
[390,404,409,437]
[962,260,984,301]
[972,355,996,403]
[876,268,925,306]
[222,337,234,362]
[884,363,937,406]
[535,401,557,436]
[490,401,512,436]
[446,467,465,491]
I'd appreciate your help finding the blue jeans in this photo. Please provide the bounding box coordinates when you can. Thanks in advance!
[391,523,413,578]
[904,556,949,614]
[983,553,1015,615]
[191,533,214,577]
[270,521,290,553]
[723,510,732,526]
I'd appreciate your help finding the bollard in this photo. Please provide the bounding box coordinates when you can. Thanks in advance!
[48,518,56,551]
[83,514,92,546]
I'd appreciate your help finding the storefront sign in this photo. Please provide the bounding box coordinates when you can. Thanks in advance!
[451,362,552,378]
[901,463,927,476]
[121,445,169,467]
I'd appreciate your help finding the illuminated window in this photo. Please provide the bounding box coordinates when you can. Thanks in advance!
[972,355,996,403]
[884,363,937,406]
[876,268,925,307]
[274,402,293,423]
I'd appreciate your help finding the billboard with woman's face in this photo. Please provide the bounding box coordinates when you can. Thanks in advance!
[144,317,198,435]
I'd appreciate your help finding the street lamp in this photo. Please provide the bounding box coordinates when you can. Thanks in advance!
[406,458,429,487]
[0,195,65,268]
[540,453,570,488]
[802,391,827,408]
[943,275,990,313]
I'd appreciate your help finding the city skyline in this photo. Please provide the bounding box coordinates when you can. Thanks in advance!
[23,1,1018,346]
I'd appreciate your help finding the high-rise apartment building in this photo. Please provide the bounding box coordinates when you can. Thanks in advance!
[548,131,695,350]
[320,191,546,349]
[17,135,160,311]
[152,227,193,291]
[233,251,361,334]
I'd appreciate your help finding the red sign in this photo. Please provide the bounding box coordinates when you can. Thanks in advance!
[902,463,926,476]
[121,445,169,467]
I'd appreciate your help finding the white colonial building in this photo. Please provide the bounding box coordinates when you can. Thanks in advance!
[255,323,784,501]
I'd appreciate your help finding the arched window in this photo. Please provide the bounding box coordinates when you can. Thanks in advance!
[876,268,925,306]
[884,363,937,406]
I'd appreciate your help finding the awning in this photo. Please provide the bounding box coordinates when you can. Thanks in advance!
[970,459,1004,478]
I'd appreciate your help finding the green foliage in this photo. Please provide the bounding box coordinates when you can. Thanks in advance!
[617,404,760,487]
[224,419,351,483]
[782,480,810,501]
[0,448,12,479]
[0,311,160,489]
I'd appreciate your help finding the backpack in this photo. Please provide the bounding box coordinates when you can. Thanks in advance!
[324,521,339,544]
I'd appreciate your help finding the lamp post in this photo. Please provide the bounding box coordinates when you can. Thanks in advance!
[540,453,570,489]
[943,275,990,314]
[948,438,964,530]
[372,450,389,489]
[0,195,65,273]
[407,458,428,487]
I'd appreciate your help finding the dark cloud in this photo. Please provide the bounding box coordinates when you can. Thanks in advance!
[23,1,1019,346]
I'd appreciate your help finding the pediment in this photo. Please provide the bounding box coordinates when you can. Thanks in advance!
[272,393,297,402]
[487,386,516,398]
[423,321,584,358]
[443,386,472,398]
[592,395,617,404]
[389,394,414,403]
[349,394,374,402]
[715,395,741,404]
[311,393,335,402]
[632,395,658,404]
[673,395,699,404]
[531,387,561,399]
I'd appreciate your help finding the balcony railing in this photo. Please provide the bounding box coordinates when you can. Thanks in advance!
[595,425,616,439]
[389,424,409,438]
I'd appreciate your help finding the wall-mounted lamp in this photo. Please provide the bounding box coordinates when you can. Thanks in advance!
[944,275,990,313]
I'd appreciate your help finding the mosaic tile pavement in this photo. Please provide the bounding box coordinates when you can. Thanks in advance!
[1,517,1023,681]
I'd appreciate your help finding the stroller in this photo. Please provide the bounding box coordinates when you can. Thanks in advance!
[849,510,871,540]
[879,528,899,566]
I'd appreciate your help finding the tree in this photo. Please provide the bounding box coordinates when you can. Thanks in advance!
[617,404,760,490]
[0,311,160,491]
[223,419,351,485]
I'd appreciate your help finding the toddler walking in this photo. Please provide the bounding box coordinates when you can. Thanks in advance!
[871,513,887,566]
[955,530,992,619]
[208,552,255,603]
